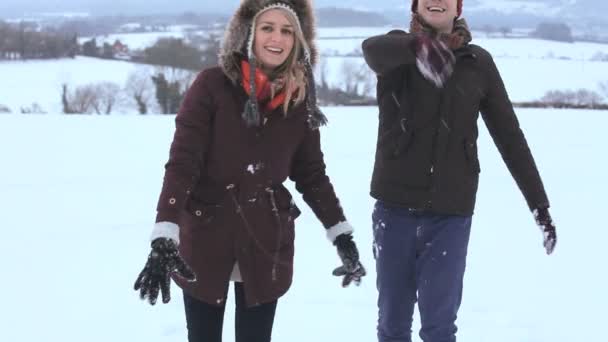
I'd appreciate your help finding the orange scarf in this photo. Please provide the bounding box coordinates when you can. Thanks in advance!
[241,60,288,112]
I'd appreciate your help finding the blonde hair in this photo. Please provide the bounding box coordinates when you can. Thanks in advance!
[255,8,307,114]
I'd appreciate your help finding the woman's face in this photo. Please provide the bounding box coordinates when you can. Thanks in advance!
[253,9,295,71]
[417,0,458,33]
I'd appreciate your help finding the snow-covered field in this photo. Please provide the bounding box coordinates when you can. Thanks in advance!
[317,31,608,60]
[0,107,606,342]
[2,27,608,114]
[0,57,155,114]
[316,29,608,99]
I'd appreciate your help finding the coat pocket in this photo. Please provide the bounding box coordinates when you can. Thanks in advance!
[184,190,225,227]
[185,201,221,226]
[377,116,413,159]
[463,139,481,174]
[273,185,301,222]
[266,186,299,252]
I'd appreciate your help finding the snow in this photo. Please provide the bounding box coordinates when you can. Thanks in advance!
[466,0,560,16]
[316,30,608,98]
[4,27,606,113]
[0,106,606,341]
[0,56,157,113]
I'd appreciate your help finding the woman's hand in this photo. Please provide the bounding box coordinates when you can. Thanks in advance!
[134,238,196,304]
[332,233,367,287]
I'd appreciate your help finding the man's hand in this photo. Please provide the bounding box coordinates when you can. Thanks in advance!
[534,208,557,255]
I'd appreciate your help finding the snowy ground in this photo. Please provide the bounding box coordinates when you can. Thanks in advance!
[317,31,608,99]
[0,107,606,341]
[0,57,158,114]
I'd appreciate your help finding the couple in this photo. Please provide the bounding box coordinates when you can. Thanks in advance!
[134,1,557,341]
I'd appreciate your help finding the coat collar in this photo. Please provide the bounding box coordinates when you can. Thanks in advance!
[454,44,477,60]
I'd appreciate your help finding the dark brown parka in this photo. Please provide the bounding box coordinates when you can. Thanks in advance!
[362,30,549,215]
[155,0,346,307]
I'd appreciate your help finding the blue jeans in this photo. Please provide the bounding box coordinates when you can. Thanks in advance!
[373,201,472,342]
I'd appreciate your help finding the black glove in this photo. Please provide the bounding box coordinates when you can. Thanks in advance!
[534,207,557,255]
[332,233,366,287]
[134,237,196,305]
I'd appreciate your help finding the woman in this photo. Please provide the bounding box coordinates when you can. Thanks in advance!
[134,1,366,341]
[362,0,557,341]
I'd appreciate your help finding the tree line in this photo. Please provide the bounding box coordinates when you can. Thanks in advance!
[0,21,78,60]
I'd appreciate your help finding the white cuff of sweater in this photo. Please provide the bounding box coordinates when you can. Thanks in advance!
[150,221,180,245]
[326,221,354,242]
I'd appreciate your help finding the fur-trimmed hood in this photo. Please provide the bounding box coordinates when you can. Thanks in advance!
[219,0,318,84]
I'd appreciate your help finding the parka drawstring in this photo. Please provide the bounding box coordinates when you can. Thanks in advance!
[265,187,283,282]
[226,184,287,282]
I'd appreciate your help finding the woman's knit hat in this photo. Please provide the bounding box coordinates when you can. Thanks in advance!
[219,0,326,129]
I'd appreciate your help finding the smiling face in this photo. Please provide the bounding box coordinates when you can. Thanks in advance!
[417,0,459,33]
[253,9,295,72]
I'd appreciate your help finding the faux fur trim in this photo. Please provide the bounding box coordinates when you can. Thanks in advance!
[150,221,180,245]
[245,2,311,61]
[219,0,318,84]
[326,221,354,242]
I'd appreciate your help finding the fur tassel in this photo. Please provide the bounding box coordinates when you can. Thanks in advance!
[305,60,328,129]
[242,99,260,127]
[308,105,328,129]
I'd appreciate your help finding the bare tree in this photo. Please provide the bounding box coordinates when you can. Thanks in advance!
[62,82,123,114]
[341,60,359,95]
[600,82,608,102]
[20,103,46,114]
[62,84,96,114]
[125,68,153,114]
[319,58,329,92]
[151,66,196,114]
[186,31,221,68]
[574,89,603,106]
[532,22,574,43]
[480,24,497,37]
[71,84,97,113]
[340,59,374,96]
[0,104,11,113]
[91,82,121,114]
[541,88,603,107]
[62,84,73,113]
[499,26,512,38]
[358,64,375,97]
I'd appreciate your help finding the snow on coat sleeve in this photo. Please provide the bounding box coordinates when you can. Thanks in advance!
[289,127,347,230]
[362,30,417,76]
[478,50,550,211]
[155,70,215,224]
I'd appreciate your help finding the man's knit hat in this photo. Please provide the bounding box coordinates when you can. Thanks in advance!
[411,0,463,17]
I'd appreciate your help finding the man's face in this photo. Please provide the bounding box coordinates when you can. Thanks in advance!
[417,0,458,33]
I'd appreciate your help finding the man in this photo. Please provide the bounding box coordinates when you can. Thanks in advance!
[361,1,557,341]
